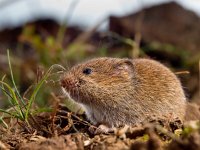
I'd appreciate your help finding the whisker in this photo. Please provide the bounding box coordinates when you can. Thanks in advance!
[50,64,66,71]
[48,71,65,76]
[45,79,61,85]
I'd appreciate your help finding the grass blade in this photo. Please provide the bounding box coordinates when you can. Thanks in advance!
[0,85,15,104]
[0,81,24,120]
[7,50,26,107]
[0,109,21,119]
[0,108,14,116]
[25,64,64,121]
[0,117,8,128]
[25,67,53,121]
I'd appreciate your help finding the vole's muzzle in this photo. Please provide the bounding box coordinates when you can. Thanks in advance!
[60,76,79,91]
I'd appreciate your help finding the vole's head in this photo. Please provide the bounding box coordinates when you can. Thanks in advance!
[60,57,134,104]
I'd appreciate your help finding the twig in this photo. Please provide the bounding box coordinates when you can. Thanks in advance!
[175,71,190,75]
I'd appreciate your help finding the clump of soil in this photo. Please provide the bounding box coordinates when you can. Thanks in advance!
[0,104,200,150]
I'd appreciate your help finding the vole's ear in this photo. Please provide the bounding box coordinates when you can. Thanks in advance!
[113,59,134,76]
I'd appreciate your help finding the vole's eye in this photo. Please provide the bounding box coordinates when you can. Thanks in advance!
[83,68,92,75]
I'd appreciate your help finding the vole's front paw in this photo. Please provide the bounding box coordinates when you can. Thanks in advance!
[89,124,114,135]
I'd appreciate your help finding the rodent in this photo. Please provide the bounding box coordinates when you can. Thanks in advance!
[60,57,186,129]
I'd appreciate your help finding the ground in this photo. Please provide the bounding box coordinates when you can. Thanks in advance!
[0,104,200,150]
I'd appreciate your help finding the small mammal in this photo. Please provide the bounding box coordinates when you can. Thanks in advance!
[61,57,186,131]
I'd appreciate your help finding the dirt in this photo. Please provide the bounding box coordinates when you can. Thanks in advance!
[0,104,199,150]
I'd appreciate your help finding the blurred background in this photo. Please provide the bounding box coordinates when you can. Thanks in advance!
[0,0,199,108]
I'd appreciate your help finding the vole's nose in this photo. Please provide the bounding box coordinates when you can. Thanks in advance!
[60,76,78,90]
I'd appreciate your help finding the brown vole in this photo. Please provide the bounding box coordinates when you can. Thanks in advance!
[60,57,186,130]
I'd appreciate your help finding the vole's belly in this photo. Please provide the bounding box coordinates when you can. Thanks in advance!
[80,104,107,125]
[80,99,186,127]
[80,104,117,127]
[80,103,141,127]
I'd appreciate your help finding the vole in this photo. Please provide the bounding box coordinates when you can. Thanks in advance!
[60,57,186,132]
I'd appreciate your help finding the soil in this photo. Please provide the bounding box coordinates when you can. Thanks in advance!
[0,104,200,150]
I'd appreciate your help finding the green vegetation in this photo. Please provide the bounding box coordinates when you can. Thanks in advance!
[0,50,65,127]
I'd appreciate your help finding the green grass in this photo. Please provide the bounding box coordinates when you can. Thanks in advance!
[0,50,65,127]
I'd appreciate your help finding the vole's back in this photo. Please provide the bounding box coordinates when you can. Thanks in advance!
[132,59,186,121]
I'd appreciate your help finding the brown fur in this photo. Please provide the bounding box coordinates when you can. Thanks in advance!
[61,57,186,127]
